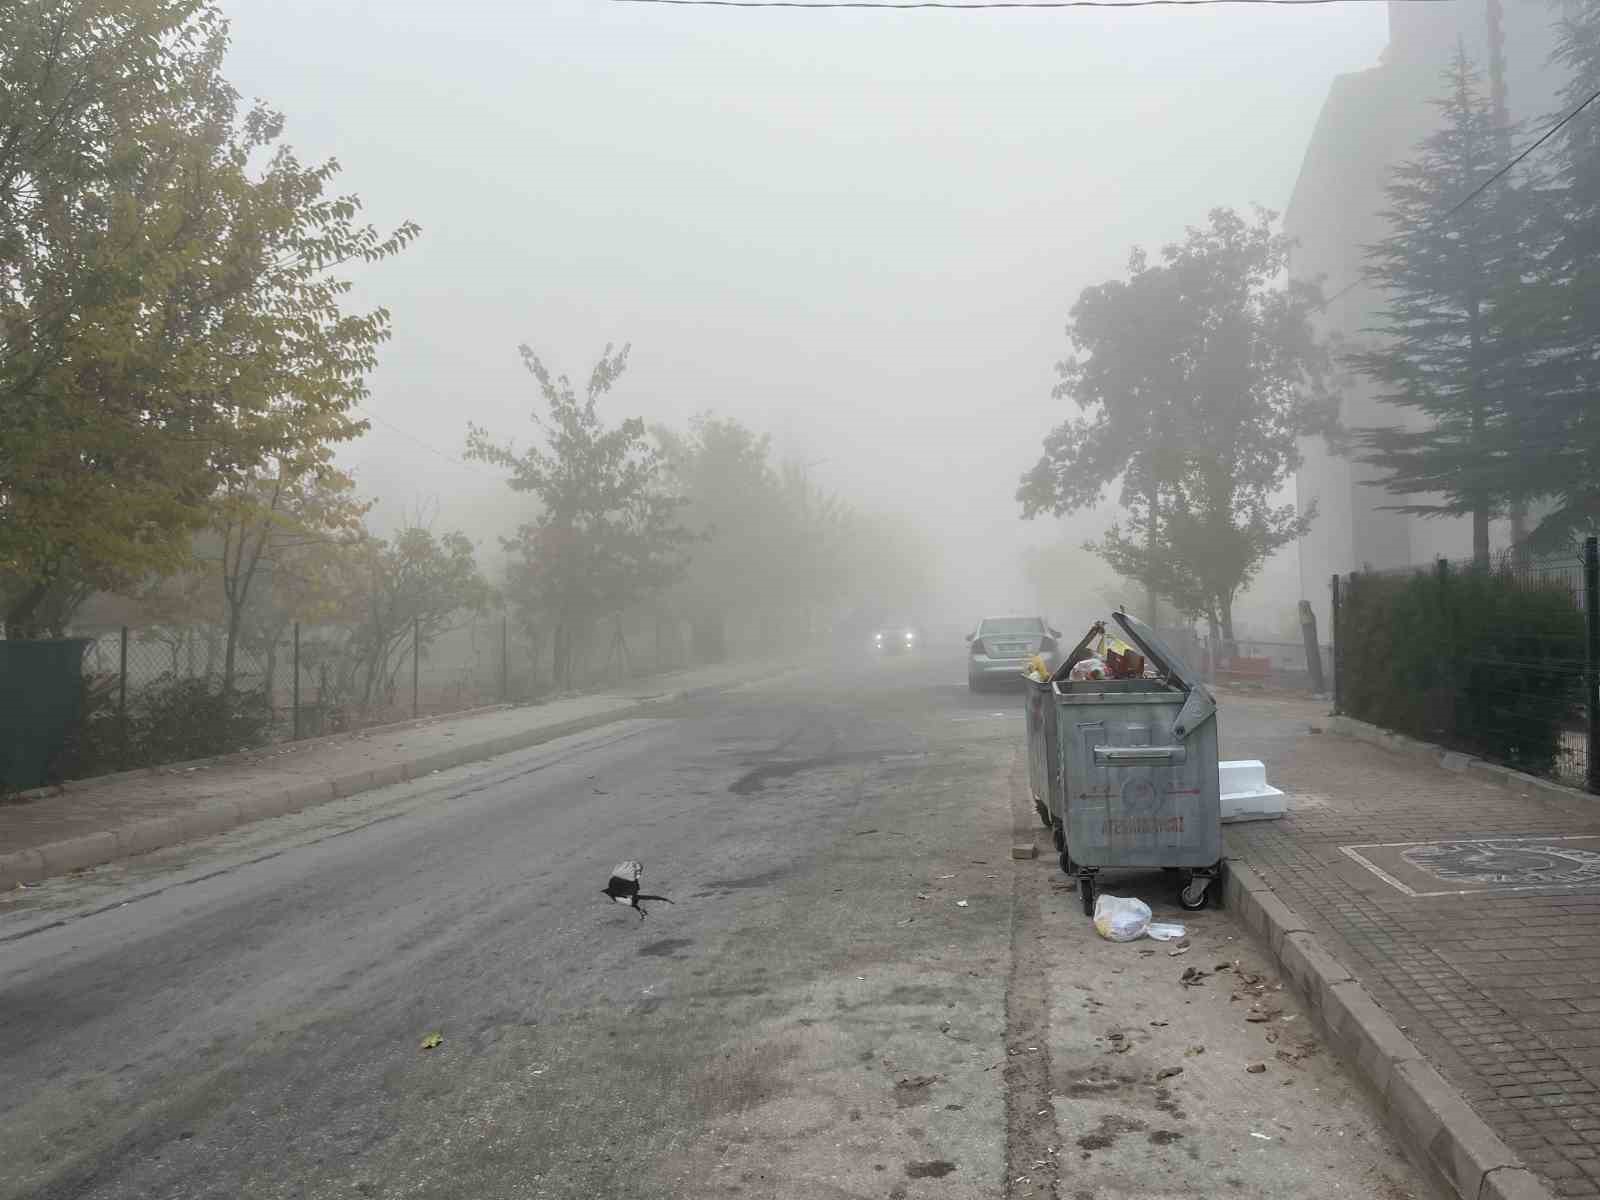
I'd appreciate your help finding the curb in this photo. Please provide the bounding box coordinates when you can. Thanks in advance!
[1224,860,1554,1200]
[0,672,769,891]
[1326,715,1595,816]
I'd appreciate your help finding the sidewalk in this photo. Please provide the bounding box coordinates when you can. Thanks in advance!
[1223,690,1600,1199]
[0,657,786,889]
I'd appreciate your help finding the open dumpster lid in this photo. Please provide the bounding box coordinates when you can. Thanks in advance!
[1110,609,1198,692]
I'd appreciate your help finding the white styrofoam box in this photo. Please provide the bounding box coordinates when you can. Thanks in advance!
[1219,758,1287,823]
[1219,759,1268,794]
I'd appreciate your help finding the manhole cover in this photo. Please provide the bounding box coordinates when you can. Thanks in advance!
[1340,836,1600,897]
[1402,841,1600,886]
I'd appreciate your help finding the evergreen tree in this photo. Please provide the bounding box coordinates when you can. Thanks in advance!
[1351,49,1533,566]
[1508,4,1600,551]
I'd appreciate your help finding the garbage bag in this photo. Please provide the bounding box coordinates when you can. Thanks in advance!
[1092,894,1152,942]
[1070,656,1107,682]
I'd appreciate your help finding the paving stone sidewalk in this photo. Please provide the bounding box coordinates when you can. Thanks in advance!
[1222,691,1600,1198]
[0,657,781,881]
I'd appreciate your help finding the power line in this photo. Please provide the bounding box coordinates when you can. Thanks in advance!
[1315,83,1600,313]
[614,0,1436,7]
[353,406,502,479]
[1440,82,1600,222]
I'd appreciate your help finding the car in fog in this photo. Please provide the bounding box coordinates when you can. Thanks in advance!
[966,615,1062,691]
[872,621,921,655]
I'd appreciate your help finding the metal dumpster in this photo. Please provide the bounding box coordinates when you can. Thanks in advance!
[1052,611,1223,915]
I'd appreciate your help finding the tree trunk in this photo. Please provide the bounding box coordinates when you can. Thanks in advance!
[1473,506,1491,569]
[1217,597,1237,661]
[3,580,50,638]
[1145,484,1160,625]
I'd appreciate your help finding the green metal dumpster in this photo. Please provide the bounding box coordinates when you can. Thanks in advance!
[0,638,92,791]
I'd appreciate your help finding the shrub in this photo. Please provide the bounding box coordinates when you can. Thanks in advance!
[52,674,275,780]
[1340,563,1585,777]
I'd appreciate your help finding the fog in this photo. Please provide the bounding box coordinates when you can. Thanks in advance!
[221,0,1386,633]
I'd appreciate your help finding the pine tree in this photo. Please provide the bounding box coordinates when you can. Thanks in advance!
[1351,49,1534,566]
[1506,4,1600,551]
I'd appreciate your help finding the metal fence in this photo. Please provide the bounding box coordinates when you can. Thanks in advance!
[54,612,697,782]
[1331,538,1597,792]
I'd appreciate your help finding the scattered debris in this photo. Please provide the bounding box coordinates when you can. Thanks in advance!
[1247,1062,1267,1074]
[1179,967,1208,987]
[917,893,931,901]
[420,1033,443,1050]
[1184,1045,1205,1057]
[1149,1020,1169,1027]
[1250,1131,1272,1141]
[955,900,970,908]
[1155,1066,1184,1081]
[1245,1010,1271,1023]
[1169,945,1191,957]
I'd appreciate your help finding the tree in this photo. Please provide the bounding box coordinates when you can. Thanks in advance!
[1018,251,1194,623]
[209,458,370,694]
[0,0,417,635]
[1022,207,1334,647]
[1490,4,1600,552]
[655,414,783,660]
[342,526,490,710]
[467,344,693,689]
[1349,50,1533,566]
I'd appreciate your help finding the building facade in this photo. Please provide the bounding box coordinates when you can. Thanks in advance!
[1285,0,1564,630]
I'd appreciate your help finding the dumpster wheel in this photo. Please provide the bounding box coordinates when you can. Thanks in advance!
[1077,872,1097,916]
[1178,873,1211,911]
[1051,821,1066,854]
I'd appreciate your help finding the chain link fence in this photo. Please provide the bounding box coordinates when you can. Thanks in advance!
[48,611,699,783]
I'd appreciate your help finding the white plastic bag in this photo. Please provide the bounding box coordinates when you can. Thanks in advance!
[1146,922,1187,941]
[1092,894,1152,942]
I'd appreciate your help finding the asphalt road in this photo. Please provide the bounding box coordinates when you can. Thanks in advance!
[0,653,1430,1200]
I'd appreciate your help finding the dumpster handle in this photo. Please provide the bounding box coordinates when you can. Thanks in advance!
[1093,745,1188,766]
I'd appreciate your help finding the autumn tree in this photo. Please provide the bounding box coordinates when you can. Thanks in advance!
[0,0,416,635]
[468,344,693,689]
[209,460,371,694]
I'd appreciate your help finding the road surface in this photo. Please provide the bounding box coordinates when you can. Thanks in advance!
[0,653,1430,1199]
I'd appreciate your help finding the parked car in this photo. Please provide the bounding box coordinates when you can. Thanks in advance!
[872,621,921,655]
[966,615,1062,691]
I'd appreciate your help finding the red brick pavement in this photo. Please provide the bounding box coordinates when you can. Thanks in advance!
[1221,690,1600,1198]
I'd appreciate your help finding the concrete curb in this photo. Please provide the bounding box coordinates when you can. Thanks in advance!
[0,673,766,891]
[1224,860,1554,1200]
[1326,715,1595,815]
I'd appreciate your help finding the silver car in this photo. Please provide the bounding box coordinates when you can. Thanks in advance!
[966,615,1062,691]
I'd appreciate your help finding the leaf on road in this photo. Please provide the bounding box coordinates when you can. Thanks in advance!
[420,1032,443,1050]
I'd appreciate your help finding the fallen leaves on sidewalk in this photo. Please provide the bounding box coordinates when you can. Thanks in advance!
[1154,1066,1184,1082]
[420,1033,443,1051]
[1179,967,1208,988]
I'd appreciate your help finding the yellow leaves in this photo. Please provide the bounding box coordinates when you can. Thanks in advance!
[419,1032,443,1051]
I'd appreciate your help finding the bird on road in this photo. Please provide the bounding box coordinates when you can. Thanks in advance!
[602,861,675,919]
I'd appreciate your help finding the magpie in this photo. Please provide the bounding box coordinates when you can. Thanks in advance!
[602,860,675,919]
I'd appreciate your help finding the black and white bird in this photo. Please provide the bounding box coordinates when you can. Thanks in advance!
[602,860,675,919]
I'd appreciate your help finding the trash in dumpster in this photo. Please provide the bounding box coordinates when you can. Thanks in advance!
[1028,609,1225,916]
[1093,894,1152,941]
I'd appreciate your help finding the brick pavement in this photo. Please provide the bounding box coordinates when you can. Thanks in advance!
[1221,690,1600,1197]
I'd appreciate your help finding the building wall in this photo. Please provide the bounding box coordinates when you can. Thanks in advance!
[1285,0,1561,630]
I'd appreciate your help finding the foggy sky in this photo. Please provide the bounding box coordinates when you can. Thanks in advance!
[221,0,1387,626]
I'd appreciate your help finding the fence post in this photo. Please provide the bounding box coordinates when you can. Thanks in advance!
[292,622,301,741]
[119,625,129,768]
[412,616,420,720]
[1329,575,1343,716]
[1586,537,1599,795]
[501,615,509,703]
